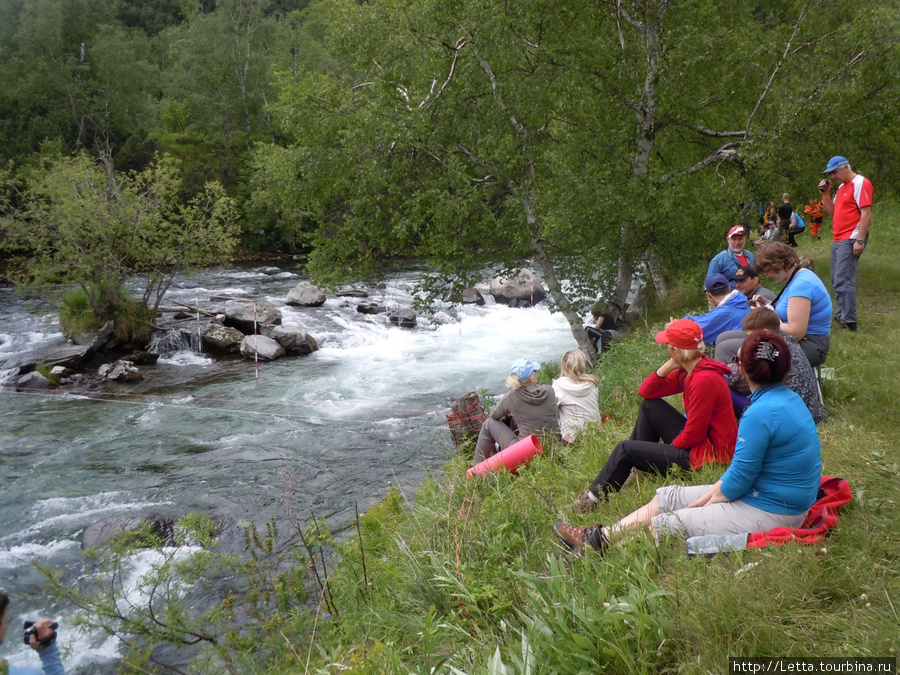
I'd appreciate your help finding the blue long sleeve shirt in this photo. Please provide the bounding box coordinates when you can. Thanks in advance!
[7,642,66,675]
[685,290,751,345]
[720,384,821,515]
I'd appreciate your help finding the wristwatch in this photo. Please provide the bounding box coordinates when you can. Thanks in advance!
[856,238,868,245]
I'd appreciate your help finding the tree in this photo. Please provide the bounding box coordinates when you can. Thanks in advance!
[259,0,899,354]
[2,152,238,336]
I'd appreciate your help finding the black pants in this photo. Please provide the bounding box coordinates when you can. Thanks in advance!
[589,398,692,496]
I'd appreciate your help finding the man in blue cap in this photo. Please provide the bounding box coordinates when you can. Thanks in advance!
[817,156,873,331]
[682,273,751,346]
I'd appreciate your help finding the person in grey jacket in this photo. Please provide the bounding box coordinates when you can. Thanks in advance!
[473,359,560,465]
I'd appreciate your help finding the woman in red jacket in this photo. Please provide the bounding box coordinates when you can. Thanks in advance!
[574,319,736,511]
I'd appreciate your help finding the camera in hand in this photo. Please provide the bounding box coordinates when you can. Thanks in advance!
[819,179,831,193]
[23,620,58,647]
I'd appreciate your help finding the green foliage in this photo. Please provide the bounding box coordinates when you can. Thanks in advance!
[2,152,238,329]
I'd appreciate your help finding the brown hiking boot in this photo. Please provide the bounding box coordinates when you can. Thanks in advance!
[572,490,601,513]
[553,520,586,557]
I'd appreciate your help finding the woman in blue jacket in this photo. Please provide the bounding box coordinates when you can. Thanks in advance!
[553,331,822,556]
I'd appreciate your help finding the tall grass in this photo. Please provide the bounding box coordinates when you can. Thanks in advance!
[270,202,900,673]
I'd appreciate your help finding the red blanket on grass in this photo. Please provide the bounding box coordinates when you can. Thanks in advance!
[746,476,851,550]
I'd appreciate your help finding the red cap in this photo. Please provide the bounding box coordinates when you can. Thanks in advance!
[655,319,704,349]
[728,225,747,238]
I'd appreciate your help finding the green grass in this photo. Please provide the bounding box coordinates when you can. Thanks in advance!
[265,202,900,673]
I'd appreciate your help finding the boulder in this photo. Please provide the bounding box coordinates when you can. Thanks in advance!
[389,309,417,328]
[50,366,67,376]
[490,268,547,305]
[271,326,319,355]
[16,370,53,391]
[35,344,92,370]
[99,360,144,382]
[286,281,326,307]
[70,320,115,353]
[125,351,160,366]
[335,289,369,298]
[461,287,485,305]
[240,335,285,361]
[173,311,193,320]
[224,302,282,334]
[202,324,245,355]
[81,513,176,550]
[357,302,386,315]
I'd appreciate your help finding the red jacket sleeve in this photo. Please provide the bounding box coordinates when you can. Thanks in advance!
[671,371,717,450]
[638,370,686,399]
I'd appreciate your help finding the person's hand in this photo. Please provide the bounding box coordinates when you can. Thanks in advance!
[818,179,831,194]
[656,357,679,377]
[853,240,866,257]
[27,619,57,651]
[752,294,771,308]
[688,480,729,508]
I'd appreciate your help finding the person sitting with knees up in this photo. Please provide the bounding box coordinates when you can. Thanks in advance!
[473,359,560,466]
[553,350,603,444]
[571,319,736,512]
[554,331,822,557]
[0,590,66,675]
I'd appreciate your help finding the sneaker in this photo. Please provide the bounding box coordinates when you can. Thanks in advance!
[573,490,601,513]
[553,520,586,557]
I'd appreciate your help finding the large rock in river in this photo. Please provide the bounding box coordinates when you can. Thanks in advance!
[224,302,282,334]
[271,326,318,355]
[286,282,326,307]
[202,323,245,355]
[99,360,144,382]
[240,334,285,361]
[82,512,176,550]
[490,268,547,305]
[16,370,53,391]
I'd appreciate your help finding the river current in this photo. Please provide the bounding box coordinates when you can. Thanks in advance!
[0,262,577,670]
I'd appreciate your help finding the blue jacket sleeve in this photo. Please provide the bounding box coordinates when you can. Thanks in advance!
[719,406,771,500]
[38,642,67,675]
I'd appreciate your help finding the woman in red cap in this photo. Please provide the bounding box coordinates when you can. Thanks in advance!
[573,318,736,511]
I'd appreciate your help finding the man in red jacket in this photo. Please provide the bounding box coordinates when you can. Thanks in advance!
[574,319,736,511]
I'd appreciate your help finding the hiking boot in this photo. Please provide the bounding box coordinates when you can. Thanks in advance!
[553,520,587,557]
[553,521,610,558]
[573,489,601,513]
[839,322,857,332]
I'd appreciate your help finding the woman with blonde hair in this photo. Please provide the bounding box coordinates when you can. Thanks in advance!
[573,319,736,510]
[472,359,560,466]
[553,350,602,443]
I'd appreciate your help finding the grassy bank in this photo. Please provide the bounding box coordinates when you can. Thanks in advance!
[268,203,900,673]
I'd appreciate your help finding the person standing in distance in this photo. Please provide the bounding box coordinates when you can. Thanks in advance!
[818,156,873,332]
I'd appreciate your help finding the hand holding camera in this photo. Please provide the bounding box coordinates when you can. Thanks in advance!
[818,179,831,194]
[23,619,58,650]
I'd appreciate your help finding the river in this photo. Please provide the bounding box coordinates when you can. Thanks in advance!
[0,262,578,671]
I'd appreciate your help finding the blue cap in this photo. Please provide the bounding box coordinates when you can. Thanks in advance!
[823,156,848,173]
[510,359,540,380]
[704,273,731,294]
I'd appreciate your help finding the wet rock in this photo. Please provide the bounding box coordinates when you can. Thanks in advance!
[202,324,245,355]
[389,309,417,328]
[286,281,326,307]
[125,351,160,366]
[271,326,318,355]
[148,330,193,357]
[50,366,67,376]
[461,287,485,305]
[16,370,53,391]
[490,268,547,305]
[357,302,386,315]
[240,334,285,361]
[224,302,282,334]
[81,513,176,550]
[35,344,92,370]
[99,360,144,382]
[70,320,115,353]
[335,289,369,298]
[173,311,193,320]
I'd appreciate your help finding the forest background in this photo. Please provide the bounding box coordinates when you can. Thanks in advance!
[1,0,898,353]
